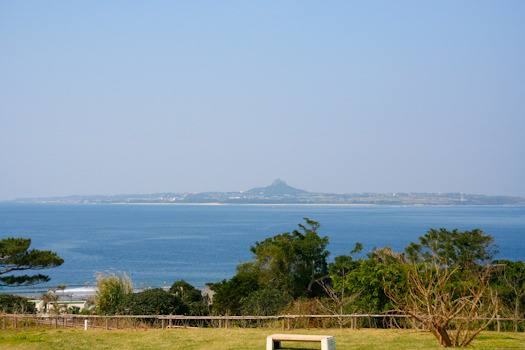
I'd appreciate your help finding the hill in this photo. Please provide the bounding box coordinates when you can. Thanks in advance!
[244,179,309,196]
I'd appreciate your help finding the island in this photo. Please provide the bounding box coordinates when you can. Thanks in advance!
[9,179,525,206]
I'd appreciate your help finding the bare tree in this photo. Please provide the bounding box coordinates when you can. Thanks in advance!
[386,259,498,347]
[317,264,361,329]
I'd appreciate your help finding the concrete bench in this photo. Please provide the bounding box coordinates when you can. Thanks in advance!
[266,334,336,350]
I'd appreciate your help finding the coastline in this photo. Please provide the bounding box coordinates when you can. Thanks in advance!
[108,202,378,206]
[6,201,524,207]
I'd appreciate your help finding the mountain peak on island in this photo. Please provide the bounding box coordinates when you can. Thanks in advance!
[272,178,286,186]
[246,179,309,196]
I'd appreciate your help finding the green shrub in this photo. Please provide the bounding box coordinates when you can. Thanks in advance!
[124,288,188,315]
[240,288,292,316]
[94,271,133,315]
[169,280,209,315]
[0,294,36,314]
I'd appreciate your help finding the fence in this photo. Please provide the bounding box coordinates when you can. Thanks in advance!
[2,313,524,332]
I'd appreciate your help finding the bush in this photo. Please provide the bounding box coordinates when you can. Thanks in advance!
[169,280,209,315]
[240,288,292,316]
[124,288,188,315]
[94,271,133,315]
[0,294,36,314]
[211,263,261,315]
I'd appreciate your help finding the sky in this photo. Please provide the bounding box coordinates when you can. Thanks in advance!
[1,1,524,200]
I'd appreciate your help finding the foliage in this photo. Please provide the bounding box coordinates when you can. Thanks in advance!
[94,271,133,315]
[239,287,292,316]
[334,247,407,315]
[405,228,498,270]
[328,242,363,285]
[249,218,330,298]
[169,280,202,303]
[492,260,525,331]
[317,284,361,328]
[124,288,188,315]
[322,242,364,326]
[0,237,64,287]
[211,262,261,315]
[211,218,330,314]
[68,306,81,314]
[0,294,35,314]
[282,297,327,328]
[41,285,67,315]
[169,280,209,315]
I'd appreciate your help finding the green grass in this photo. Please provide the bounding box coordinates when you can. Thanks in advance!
[0,328,524,349]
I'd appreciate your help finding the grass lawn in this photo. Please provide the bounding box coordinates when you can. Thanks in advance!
[0,328,524,349]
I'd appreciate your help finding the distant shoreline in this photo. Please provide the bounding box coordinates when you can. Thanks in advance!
[4,201,525,207]
[7,181,524,206]
[109,202,379,206]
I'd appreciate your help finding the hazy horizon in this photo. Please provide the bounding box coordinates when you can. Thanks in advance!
[1,2,524,200]
[6,178,525,201]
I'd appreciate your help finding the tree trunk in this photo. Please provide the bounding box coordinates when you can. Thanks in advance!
[430,324,452,347]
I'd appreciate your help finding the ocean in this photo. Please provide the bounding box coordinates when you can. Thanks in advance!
[1,203,524,296]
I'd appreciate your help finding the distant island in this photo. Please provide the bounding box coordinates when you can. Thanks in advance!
[10,179,525,206]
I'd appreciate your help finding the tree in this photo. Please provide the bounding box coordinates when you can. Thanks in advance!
[169,280,202,303]
[317,280,361,328]
[405,228,498,270]
[336,246,407,315]
[41,285,68,315]
[169,280,209,315]
[211,262,261,315]
[387,229,499,347]
[0,237,64,287]
[386,260,497,347]
[493,260,525,331]
[320,242,363,328]
[94,271,133,315]
[250,218,330,298]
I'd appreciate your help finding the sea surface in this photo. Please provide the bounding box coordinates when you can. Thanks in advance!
[0,203,524,296]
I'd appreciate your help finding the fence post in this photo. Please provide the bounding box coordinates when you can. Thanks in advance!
[497,315,501,332]
[84,319,88,330]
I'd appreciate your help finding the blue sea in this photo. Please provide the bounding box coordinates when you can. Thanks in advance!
[1,204,524,296]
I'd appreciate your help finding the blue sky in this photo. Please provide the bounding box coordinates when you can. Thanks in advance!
[1,1,524,200]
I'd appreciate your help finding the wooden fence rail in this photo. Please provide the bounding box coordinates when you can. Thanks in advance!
[2,313,524,332]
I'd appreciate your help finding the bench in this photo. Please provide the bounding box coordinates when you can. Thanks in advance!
[266,334,336,350]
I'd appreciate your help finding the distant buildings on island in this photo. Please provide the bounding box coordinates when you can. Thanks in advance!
[10,179,525,206]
